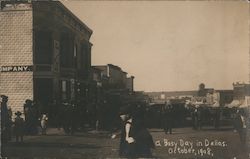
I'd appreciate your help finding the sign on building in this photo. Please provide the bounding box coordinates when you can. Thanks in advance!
[0,66,33,72]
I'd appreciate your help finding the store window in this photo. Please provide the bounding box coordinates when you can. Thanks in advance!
[61,80,67,100]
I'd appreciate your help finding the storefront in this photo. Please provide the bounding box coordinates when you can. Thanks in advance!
[0,1,92,114]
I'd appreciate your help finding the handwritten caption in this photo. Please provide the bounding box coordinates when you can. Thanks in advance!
[155,139,227,157]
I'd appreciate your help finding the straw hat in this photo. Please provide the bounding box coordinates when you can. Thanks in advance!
[0,95,8,100]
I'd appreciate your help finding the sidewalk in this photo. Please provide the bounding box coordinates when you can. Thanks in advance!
[45,126,236,136]
[45,128,65,135]
[44,128,110,136]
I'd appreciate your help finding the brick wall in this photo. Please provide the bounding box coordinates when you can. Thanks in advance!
[0,10,33,113]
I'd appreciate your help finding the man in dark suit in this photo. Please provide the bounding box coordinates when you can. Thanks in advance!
[1,95,12,143]
[235,109,247,147]
[162,101,174,134]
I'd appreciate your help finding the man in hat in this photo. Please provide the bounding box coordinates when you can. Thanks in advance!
[162,101,174,134]
[235,109,247,148]
[14,111,25,142]
[1,95,11,143]
[1,95,9,123]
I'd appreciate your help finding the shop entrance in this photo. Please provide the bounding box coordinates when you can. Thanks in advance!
[34,78,53,113]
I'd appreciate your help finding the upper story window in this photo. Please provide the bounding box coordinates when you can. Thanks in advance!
[81,44,88,70]
[74,44,77,58]
[60,33,74,68]
[34,31,52,64]
[73,44,78,69]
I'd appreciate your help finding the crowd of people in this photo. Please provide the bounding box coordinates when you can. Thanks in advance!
[0,94,128,142]
[1,94,249,156]
[168,102,249,147]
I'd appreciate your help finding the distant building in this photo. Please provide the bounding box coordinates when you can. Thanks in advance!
[0,1,92,112]
[206,90,233,107]
[126,76,134,92]
[93,64,134,92]
[145,91,197,104]
[216,90,234,106]
[226,82,250,108]
[146,88,233,107]
[91,67,103,85]
[233,82,250,100]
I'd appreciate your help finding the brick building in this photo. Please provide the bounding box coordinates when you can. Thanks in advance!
[0,1,92,113]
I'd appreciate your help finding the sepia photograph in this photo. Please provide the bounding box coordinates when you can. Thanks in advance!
[0,0,249,158]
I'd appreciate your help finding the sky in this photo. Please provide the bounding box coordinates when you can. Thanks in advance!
[62,0,249,92]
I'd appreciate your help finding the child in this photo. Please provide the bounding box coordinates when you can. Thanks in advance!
[40,114,48,135]
[14,111,24,143]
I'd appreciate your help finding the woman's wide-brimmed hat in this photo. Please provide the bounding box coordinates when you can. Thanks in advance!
[15,111,22,116]
[119,105,134,115]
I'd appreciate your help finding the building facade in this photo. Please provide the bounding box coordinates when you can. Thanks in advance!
[0,1,92,113]
[93,64,134,92]
[233,82,250,100]
[126,76,134,92]
[146,91,197,104]
[206,90,233,107]
[226,82,250,107]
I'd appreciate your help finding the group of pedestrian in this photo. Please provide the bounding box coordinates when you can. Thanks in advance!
[0,95,50,144]
[55,99,107,133]
[12,109,47,143]
[60,101,78,135]
[1,95,25,143]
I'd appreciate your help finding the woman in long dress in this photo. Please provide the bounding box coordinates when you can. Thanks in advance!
[119,106,136,158]
[118,104,155,158]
